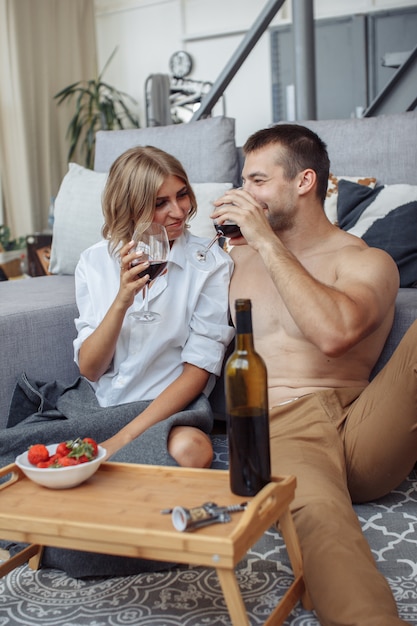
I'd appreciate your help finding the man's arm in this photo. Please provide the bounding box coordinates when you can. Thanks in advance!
[245,237,399,357]
[213,188,399,358]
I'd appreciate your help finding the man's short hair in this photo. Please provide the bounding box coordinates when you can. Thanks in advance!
[243,124,330,205]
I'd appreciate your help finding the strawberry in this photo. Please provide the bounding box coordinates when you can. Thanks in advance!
[60,455,80,467]
[28,444,50,466]
[67,437,98,463]
[82,437,98,457]
[56,441,72,457]
[27,437,99,469]
[47,453,61,467]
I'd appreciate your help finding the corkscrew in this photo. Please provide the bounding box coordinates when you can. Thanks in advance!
[161,501,247,532]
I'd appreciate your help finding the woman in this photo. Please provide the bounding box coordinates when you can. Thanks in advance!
[0,146,233,577]
[74,145,234,466]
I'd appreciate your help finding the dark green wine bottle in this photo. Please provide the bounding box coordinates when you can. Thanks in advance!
[225,299,271,496]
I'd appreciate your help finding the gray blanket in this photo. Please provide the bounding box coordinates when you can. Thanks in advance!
[1,372,213,577]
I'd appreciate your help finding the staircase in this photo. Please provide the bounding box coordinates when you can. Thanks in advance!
[191,0,416,122]
[364,44,417,116]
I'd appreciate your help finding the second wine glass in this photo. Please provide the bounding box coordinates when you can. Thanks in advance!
[129,222,169,324]
[186,218,242,272]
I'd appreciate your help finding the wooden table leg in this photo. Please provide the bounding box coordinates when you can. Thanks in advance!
[278,507,313,610]
[29,545,44,571]
[215,503,313,625]
[263,573,306,626]
[217,565,307,626]
[216,567,250,626]
[0,544,43,578]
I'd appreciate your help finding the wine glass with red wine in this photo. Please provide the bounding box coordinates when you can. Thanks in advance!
[214,221,242,239]
[186,217,242,272]
[129,222,169,324]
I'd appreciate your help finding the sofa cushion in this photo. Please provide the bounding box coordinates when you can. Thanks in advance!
[94,116,240,186]
[0,275,79,427]
[188,182,233,239]
[301,112,417,185]
[49,163,234,275]
[337,181,417,288]
[324,173,377,224]
[49,163,107,275]
[371,289,417,378]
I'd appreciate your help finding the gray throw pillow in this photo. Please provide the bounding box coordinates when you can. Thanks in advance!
[94,116,239,186]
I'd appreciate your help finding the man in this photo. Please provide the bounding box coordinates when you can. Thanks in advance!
[212,124,416,626]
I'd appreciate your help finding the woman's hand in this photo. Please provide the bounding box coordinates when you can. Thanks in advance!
[100,431,133,460]
[99,363,211,462]
[78,241,150,382]
[117,240,150,309]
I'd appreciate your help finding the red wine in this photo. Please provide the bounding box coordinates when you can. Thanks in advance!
[227,409,271,496]
[138,261,167,281]
[215,222,242,238]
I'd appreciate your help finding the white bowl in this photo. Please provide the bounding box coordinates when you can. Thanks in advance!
[15,443,107,489]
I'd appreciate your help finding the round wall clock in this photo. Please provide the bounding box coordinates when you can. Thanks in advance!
[169,50,193,79]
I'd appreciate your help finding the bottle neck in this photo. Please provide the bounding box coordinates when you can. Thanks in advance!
[235,309,254,351]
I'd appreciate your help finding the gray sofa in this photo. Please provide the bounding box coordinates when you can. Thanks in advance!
[1,112,417,428]
[1,112,417,626]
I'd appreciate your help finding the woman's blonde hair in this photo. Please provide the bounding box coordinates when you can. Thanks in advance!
[102,145,197,255]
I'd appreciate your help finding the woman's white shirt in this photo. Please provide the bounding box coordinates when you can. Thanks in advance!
[73,232,234,407]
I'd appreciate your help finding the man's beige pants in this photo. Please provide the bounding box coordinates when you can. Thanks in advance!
[270,320,417,626]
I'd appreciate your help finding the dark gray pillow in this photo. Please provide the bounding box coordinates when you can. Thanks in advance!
[337,180,417,288]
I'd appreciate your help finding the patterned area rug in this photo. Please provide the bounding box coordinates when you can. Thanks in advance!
[1,436,417,626]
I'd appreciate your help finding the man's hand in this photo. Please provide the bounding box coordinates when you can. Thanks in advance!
[211,188,274,250]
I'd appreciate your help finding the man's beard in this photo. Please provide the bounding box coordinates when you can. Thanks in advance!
[267,211,294,232]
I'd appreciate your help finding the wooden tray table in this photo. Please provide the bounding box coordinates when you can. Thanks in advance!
[0,462,311,625]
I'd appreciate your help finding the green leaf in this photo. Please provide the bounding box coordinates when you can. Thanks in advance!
[54,47,139,168]
[0,224,26,250]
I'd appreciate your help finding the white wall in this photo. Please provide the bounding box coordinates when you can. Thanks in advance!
[94,0,417,146]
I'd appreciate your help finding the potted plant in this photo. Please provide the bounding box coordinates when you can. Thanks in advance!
[0,225,26,279]
[54,47,140,169]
